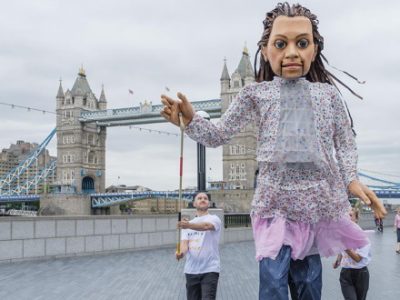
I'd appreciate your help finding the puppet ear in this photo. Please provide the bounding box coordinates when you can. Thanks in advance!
[261,45,268,62]
[312,44,318,62]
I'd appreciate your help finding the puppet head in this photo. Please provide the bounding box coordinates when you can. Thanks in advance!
[255,2,330,83]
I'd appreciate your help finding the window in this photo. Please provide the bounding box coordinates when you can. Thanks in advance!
[230,144,246,155]
[240,145,246,154]
[229,162,247,181]
[88,151,96,164]
[230,145,236,155]
[63,110,73,119]
[62,152,74,163]
[62,169,75,184]
[87,134,95,145]
[63,135,75,144]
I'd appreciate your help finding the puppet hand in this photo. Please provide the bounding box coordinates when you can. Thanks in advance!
[348,180,387,218]
[161,92,195,127]
[332,260,340,269]
[176,251,184,260]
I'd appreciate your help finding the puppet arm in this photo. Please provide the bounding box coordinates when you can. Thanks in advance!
[331,87,358,190]
[184,85,258,148]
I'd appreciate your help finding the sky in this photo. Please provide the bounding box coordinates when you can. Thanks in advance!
[0,0,399,190]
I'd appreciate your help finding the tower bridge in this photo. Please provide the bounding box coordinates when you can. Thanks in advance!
[79,99,222,127]
[0,47,399,214]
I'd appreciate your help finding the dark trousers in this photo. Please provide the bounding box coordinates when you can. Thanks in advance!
[259,246,322,300]
[185,272,219,300]
[339,267,369,300]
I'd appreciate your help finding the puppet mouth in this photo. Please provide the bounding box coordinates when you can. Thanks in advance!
[282,63,302,68]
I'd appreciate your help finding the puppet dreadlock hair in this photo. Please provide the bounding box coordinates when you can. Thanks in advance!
[254,2,364,100]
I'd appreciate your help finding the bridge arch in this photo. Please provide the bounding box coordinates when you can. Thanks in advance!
[82,176,95,193]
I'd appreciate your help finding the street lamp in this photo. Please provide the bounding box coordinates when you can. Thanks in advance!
[196,111,210,192]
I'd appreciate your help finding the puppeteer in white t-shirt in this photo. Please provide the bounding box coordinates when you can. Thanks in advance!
[181,214,222,275]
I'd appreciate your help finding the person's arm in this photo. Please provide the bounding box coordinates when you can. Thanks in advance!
[178,220,215,231]
[344,249,362,263]
[176,239,189,260]
[333,254,342,269]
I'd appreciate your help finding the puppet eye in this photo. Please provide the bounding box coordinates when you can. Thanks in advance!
[297,38,309,49]
[274,40,286,49]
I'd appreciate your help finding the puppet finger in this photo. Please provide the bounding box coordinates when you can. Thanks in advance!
[161,94,177,106]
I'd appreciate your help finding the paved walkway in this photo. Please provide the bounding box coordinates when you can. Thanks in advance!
[0,229,399,299]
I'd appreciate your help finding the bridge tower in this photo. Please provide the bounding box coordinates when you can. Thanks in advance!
[220,46,257,190]
[55,68,106,194]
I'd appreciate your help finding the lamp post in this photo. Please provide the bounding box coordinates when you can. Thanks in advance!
[196,111,210,192]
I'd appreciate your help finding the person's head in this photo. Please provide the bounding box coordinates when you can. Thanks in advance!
[255,2,329,83]
[397,207,400,214]
[193,192,210,212]
[349,207,360,223]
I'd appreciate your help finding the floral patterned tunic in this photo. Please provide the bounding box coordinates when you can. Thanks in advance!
[185,76,358,224]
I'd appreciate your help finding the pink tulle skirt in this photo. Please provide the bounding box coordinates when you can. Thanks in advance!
[252,215,369,261]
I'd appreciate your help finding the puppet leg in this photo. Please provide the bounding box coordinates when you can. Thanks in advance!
[289,254,322,300]
[259,245,291,300]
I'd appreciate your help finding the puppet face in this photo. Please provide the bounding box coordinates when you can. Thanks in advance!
[193,193,209,211]
[261,16,317,79]
[349,209,358,223]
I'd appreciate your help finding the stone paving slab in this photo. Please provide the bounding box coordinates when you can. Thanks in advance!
[0,229,399,299]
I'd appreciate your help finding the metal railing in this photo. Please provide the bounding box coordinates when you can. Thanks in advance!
[224,213,251,228]
[7,209,37,217]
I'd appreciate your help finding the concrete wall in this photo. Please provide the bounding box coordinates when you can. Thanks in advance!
[0,212,395,264]
[0,215,179,263]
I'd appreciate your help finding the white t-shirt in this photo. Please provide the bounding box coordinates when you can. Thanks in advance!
[340,243,372,269]
[181,214,222,274]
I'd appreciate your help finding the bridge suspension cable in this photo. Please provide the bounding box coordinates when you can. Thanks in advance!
[0,101,180,137]
[358,172,400,188]
[359,168,400,179]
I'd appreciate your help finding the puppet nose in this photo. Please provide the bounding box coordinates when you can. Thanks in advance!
[285,43,299,58]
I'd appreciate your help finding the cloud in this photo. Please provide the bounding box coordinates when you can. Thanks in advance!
[0,0,399,190]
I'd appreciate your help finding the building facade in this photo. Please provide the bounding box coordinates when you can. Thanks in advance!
[220,47,258,191]
[55,68,106,194]
[0,140,56,194]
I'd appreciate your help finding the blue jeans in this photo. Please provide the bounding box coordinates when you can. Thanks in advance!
[259,246,322,300]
